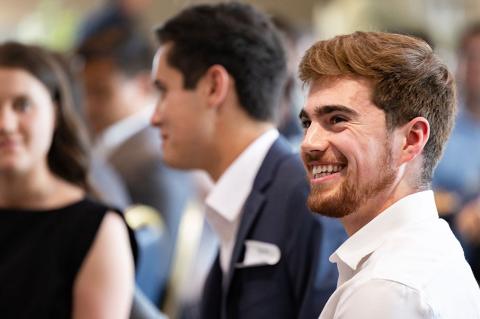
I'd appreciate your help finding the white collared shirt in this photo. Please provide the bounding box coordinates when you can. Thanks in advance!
[320,191,480,319]
[205,129,279,274]
[92,105,155,160]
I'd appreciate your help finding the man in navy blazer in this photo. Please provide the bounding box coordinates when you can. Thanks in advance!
[150,3,345,318]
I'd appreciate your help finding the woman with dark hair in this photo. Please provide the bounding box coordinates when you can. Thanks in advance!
[0,41,134,318]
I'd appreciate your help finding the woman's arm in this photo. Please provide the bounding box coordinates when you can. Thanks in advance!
[72,211,135,319]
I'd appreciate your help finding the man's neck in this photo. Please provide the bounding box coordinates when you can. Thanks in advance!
[207,122,274,182]
[341,180,422,236]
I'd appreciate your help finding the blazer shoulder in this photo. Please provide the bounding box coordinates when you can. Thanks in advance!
[255,137,306,188]
[113,127,161,158]
[270,151,309,191]
[255,140,313,224]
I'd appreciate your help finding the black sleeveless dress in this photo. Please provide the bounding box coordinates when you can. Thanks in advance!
[0,198,136,319]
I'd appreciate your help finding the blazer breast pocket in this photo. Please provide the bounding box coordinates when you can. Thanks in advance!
[235,240,281,269]
[232,243,286,314]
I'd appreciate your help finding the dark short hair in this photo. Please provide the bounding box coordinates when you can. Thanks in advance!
[76,25,153,77]
[299,31,456,184]
[155,2,287,122]
[0,42,90,190]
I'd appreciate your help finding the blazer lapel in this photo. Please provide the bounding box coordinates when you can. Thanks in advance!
[222,137,292,296]
[201,254,222,319]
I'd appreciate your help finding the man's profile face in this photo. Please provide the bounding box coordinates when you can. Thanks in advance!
[300,76,397,218]
[150,43,216,170]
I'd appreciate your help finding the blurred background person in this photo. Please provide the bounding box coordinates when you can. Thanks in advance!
[76,0,153,45]
[53,42,167,319]
[0,41,134,318]
[75,24,194,306]
[433,22,480,282]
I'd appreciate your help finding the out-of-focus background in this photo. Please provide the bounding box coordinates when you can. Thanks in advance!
[2,0,480,56]
[4,1,480,318]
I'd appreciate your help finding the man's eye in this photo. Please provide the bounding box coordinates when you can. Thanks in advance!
[330,116,346,125]
[155,87,167,100]
[13,96,32,112]
[300,118,311,129]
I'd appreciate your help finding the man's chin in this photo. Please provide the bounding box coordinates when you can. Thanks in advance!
[307,191,356,219]
[163,155,200,172]
[162,154,185,169]
[308,202,353,218]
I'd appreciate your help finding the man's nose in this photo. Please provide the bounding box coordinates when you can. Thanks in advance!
[300,122,329,154]
[150,100,164,127]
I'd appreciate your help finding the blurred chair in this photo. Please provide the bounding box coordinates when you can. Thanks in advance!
[131,288,168,319]
[125,205,167,304]
[162,173,217,319]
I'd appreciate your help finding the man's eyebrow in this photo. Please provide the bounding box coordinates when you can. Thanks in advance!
[298,109,309,120]
[313,104,359,117]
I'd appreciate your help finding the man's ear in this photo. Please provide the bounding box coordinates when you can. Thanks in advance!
[201,64,230,108]
[399,117,430,164]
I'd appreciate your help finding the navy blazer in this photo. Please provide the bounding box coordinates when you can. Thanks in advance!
[200,137,346,319]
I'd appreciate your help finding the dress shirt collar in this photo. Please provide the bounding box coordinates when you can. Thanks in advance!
[205,129,279,222]
[331,190,439,271]
[92,104,155,160]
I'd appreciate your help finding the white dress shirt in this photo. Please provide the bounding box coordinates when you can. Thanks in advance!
[320,191,480,319]
[205,129,279,274]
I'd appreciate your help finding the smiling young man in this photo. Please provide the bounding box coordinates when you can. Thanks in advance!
[150,3,346,319]
[299,31,480,318]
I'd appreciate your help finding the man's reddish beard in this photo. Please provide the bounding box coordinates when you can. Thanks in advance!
[307,141,396,218]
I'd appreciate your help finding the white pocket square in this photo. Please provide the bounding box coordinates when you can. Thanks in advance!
[235,240,281,268]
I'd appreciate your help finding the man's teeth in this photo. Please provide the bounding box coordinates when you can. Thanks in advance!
[312,165,343,177]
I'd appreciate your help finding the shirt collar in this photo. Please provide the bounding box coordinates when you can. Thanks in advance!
[205,129,279,222]
[92,105,154,160]
[331,190,439,270]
